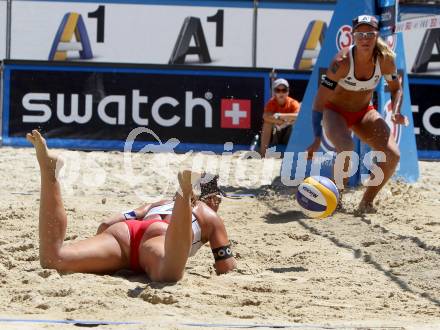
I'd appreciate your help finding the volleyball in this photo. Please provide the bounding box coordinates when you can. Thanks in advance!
[296,176,340,219]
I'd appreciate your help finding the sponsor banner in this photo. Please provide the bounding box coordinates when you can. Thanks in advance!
[256,8,332,69]
[5,0,440,75]
[0,1,6,60]
[2,62,269,151]
[377,0,397,38]
[1,60,439,158]
[400,14,440,75]
[10,1,253,66]
[410,77,440,158]
[396,15,440,33]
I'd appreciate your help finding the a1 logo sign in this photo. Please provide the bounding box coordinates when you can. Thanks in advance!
[220,99,251,129]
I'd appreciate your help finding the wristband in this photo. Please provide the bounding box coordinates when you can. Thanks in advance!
[274,113,281,120]
[212,245,233,261]
[321,75,337,90]
[312,111,323,138]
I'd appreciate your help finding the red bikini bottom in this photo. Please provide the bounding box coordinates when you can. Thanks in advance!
[124,219,166,272]
[325,102,375,127]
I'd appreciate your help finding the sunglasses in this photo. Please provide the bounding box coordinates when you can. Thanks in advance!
[275,88,288,94]
[353,31,378,40]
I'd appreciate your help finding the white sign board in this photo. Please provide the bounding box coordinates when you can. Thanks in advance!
[400,13,440,74]
[257,8,333,69]
[0,0,6,60]
[7,1,440,75]
[10,1,254,66]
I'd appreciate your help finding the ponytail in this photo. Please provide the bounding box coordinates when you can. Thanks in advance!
[375,36,395,59]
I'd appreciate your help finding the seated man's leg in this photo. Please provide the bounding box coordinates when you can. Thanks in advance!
[278,125,293,145]
[260,122,273,157]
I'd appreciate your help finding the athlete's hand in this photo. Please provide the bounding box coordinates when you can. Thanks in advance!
[133,203,150,219]
[392,113,409,126]
[306,137,321,160]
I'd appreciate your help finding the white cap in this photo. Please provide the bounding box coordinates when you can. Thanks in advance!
[273,78,289,90]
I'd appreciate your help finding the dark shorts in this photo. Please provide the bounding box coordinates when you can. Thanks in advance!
[271,125,292,145]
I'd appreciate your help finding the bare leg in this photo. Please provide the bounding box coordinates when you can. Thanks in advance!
[27,130,67,267]
[323,110,354,190]
[260,122,273,157]
[27,130,128,273]
[352,111,400,213]
[145,171,198,282]
[161,170,197,281]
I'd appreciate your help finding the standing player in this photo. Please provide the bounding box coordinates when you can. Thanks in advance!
[306,15,408,213]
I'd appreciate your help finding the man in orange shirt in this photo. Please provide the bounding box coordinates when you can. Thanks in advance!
[260,78,301,157]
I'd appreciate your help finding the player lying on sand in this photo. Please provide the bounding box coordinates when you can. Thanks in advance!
[306,15,407,213]
[27,129,236,282]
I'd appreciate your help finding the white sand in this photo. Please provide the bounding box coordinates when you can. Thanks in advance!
[0,146,439,329]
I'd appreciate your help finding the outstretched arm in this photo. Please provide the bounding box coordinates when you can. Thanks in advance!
[382,56,407,126]
[207,213,237,275]
[96,201,166,234]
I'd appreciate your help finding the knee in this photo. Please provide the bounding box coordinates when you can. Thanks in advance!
[376,143,400,165]
[162,273,184,283]
[326,133,354,153]
[386,147,400,165]
[40,256,60,270]
[335,138,354,154]
[39,252,67,272]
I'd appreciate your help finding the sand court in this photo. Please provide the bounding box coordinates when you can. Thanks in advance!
[0,147,439,329]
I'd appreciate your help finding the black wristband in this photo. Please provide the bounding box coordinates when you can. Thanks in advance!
[212,245,233,261]
[321,75,337,90]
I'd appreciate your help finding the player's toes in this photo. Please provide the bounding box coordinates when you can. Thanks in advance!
[32,130,46,144]
[178,170,201,196]
[26,133,35,144]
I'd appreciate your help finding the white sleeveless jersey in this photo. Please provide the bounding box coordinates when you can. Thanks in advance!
[145,202,203,257]
[338,45,382,92]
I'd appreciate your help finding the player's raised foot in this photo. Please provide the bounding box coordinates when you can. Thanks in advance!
[354,200,377,216]
[177,170,201,199]
[26,130,63,175]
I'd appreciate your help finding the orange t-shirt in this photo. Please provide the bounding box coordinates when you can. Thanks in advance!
[264,96,300,114]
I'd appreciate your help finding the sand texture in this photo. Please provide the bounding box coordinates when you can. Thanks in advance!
[0,146,439,329]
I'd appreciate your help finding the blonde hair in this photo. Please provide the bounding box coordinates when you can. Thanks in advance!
[375,36,395,59]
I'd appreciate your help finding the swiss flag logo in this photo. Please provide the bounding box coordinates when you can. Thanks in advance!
[220,99,251,129]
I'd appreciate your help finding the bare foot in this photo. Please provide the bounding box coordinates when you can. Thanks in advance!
[354,200,377,216]
[26,130,63,175]
[177,170,201,198]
